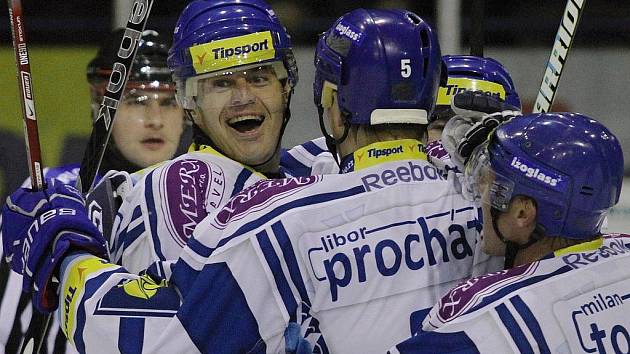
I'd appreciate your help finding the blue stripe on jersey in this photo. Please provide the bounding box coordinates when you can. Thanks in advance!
[257,229,298,322]
[271,221,311,306]
[365,220,417,234]
[169,259,200,298]
[468,265,572,315]
[302,140,326,156]
[114,206,143,253]
[177,262,265,353]
[217,185,365,249]
[495,303,533,353]
[145,171,165,260]
[121,218,146,253]
[73,268,125,353]
[280,151,312,177]
[119,318,144,354]
[394,327,480,354]
[187,237,214,258]
[231,169,253,198]
[510,296,551,354]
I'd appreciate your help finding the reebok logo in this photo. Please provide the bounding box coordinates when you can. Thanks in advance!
[510,156,559,187]
[211,38,269,60]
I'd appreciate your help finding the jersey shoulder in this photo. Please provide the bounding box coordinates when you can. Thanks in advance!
[427,234,630,328]
[281,137,338,176]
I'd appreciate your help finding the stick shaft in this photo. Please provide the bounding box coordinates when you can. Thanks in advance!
[7,0,44,190]
[533,0,586,113]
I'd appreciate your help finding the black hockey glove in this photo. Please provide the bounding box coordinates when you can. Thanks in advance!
[441,91,521,171]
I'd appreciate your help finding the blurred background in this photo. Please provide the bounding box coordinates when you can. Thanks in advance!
[1,0,629,228]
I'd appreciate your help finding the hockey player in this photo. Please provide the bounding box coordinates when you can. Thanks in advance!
[0,29,188,354]
[109,0,337,272]
[2,8,490,354]
[390,112,628,354]
[426,55,520,177]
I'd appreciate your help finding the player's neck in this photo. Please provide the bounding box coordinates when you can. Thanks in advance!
[512,237,568,267]
[254,151,281,176]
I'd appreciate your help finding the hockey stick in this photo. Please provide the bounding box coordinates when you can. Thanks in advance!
[7,0,44,191]
[7,2,49,353]
[13,2,153,354]
[77,0,154,194]
[533,0,586,113]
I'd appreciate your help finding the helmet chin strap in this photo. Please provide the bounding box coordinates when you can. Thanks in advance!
[317,105,350,168]
[490,207,539,269]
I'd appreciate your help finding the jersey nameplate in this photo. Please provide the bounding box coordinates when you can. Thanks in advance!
[553,281,630,354]
[300,204,478,311]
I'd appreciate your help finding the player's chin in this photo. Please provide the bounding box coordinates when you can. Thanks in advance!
[238,145,276,166]
[136,149,174,167]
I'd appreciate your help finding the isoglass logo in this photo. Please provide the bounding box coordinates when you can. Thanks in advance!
[510,156,560,187]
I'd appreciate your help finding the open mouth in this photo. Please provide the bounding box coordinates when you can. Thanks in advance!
[227,115,265,133]
[141,137,165,148]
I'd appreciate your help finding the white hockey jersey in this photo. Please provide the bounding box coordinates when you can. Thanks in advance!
[390,234,630,354]
[111,138,336,273]
[56,139,491,354]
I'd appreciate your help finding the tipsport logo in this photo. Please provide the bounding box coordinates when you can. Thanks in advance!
[554,282,630,354]
[510,156,563,189]
[436,78,506,106]
[211,38,269,60]
[189,31,276,74]
[367,145,403,159]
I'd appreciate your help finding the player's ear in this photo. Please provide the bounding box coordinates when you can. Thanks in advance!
[507,196,538,242]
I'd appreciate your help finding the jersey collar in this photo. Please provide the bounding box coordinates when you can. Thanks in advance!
[552,236,604,257]
[339,139,426,173]
[189,143,268,178]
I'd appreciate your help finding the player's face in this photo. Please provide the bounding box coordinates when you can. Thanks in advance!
[112,89,184,168]
[192,64,288,167]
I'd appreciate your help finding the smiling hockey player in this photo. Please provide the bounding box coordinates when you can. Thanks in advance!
[110,0,337,272]
[390,112,629,354]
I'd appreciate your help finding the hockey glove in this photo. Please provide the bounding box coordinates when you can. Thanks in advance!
[1,182,107,313]
[441,90,521,171]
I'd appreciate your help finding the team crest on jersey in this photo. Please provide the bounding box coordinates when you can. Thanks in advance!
[214,175,321,228]
[163,159,226,246]
[435,262,539,323]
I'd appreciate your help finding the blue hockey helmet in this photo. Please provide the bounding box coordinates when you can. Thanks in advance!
[314,8,442,126]
[466,112,623,239]
[432,55,520,123]
[167,0,298,110]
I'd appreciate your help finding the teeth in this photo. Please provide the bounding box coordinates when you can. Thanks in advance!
[228,115,264,124]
